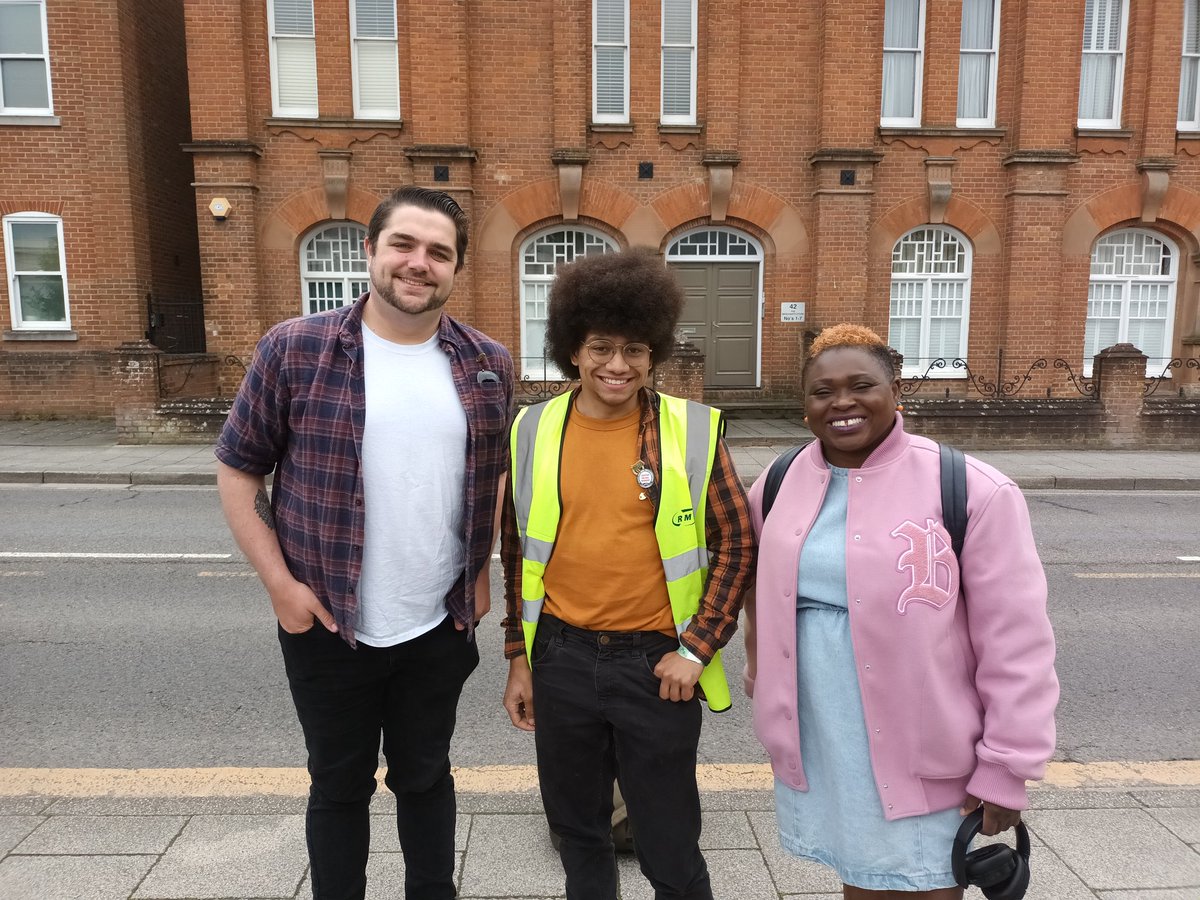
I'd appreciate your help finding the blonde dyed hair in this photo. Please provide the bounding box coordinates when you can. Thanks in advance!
[805,323,897,380]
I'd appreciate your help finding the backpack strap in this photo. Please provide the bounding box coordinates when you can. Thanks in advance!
[939,443,968,560]
[760,445,804,522]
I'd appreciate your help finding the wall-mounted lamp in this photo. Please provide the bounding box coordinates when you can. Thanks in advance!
[208,197,231,221]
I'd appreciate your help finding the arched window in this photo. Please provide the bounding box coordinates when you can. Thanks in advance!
[1085,229,1178,376]
[300,222,369,315]
[888,226,972,376]
[520,227,618,378]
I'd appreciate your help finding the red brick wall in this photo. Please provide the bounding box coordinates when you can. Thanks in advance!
[8,0,1200,420]
[0,0,201,416]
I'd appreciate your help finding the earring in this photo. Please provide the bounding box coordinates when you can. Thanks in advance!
[896,403,904,412]
[803,415,809,424]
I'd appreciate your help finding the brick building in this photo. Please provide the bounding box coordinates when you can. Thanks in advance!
[5,0,1200,418]
[0,0,202,416]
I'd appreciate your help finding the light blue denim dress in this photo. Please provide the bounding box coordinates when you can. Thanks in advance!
[773,465,962,891]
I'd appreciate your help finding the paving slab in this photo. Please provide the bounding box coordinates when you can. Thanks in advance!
[1132,788,1200,808]
[1096,891,1200,900]
[745,810,842,894]
[299,851,465,900]
[133,814,306,899]
[1025,808,1200,890]
[1148,807,1200,844]
[1028,788,1142,810]
[0,854,157,900]
[458,813,564,898]
[0,798,52,816]
[697,810,757,849]
[616,848,778,900]
[0,816,44,855]
[13,814,184,855]
[46,795,310,816]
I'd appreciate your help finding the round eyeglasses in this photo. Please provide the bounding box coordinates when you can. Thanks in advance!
[583,340,652,365]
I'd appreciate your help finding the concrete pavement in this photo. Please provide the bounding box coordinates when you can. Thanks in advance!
[1,417,1199,489]
[1,769,1199,899]
[2,417,1198,898]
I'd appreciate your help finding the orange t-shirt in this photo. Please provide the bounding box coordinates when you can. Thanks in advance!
[541,406,675,635]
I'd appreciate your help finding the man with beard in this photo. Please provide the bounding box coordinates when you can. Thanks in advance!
[216,186,513,900]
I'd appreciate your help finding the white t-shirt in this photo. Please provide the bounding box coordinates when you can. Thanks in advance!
[355,322,467,646]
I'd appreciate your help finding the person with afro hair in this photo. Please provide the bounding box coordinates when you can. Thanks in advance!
[499,247,754,900]
[744,323,1058,898]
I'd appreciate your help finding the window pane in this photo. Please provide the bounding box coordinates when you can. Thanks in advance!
[960,0,995,50]
[1079,54,1116,120]
[354,0,395,37]
[1181,58,1199,122]
[595,46,626,115]
[16,274,66,322]
[273,0,314,35]
[662,47,692,116]
[356,41,399,113]
[595,0,626,42]
[882,51,916,118]
[958,53,990,119]
[1187,0,1200,52]
[12,222,59,271]
[275,37,318,109]
[884,0,920,47]
[1,59,49,109]
[663,0,693,43]
[0,4,43,54]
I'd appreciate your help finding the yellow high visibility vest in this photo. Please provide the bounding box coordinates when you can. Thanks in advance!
[510,390,732,712]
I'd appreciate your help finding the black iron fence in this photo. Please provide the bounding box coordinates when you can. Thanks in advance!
[146,293,205,354]
[898,350,1200,399]
[517,356,575,402]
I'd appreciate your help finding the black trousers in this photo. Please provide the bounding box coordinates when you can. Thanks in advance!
[531,614,713,900]
[278,615,479,900]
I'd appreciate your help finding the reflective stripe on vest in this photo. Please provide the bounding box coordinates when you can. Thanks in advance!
[510,392,733,712]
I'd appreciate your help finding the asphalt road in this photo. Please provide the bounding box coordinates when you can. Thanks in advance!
[0,485,1196,769]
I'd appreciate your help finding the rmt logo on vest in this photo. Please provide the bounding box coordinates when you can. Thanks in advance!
[890,518,960,613]
[672,508,695,526]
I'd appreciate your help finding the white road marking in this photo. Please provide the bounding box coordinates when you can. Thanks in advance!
[0,552,232,560]
[0,571,43,576]
[197,571,258,577]
[1179,556,1200,562]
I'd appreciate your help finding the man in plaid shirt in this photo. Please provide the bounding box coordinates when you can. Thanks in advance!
[217,186,513,900]
[500,249,753,900]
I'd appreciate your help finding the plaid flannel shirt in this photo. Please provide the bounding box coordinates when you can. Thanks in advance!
[216,296,514,644]
[500,388,754,663]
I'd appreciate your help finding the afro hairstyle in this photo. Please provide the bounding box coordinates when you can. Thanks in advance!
[544,246,684,379]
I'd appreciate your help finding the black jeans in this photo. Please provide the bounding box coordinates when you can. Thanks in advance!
[278,615,479,900]
[531,614,712,900]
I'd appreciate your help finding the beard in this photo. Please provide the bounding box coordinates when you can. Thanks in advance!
[369,266,450,316]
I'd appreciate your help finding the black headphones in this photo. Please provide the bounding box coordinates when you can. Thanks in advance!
[952,809,1032,900]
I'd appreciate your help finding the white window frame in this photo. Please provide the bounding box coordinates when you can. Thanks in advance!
[268,0,318,118]
[300,222,369,316]
[660,0,697,126]
[520,227,618,379]
[888,226,973,377]
[593,0,630,124]
[1078,0,1128,129]
[1179,0,1200,130]
[956,0,1000,128]
[1084,229,1178,377]
[3,212,71,331]
[0,0,54,116]
[881,0,926,127]
[350,0,399,120]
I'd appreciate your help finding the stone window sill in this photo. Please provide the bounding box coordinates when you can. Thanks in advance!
[4,329,78,341]
[0,114,61,127]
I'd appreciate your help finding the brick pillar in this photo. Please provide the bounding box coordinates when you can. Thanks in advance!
[113,340,163,444]
[810,151,883,325]
[1094,343,1148,448]
[655,340,705,403]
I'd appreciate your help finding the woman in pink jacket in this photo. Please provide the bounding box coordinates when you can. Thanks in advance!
[743,324,1058,898]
